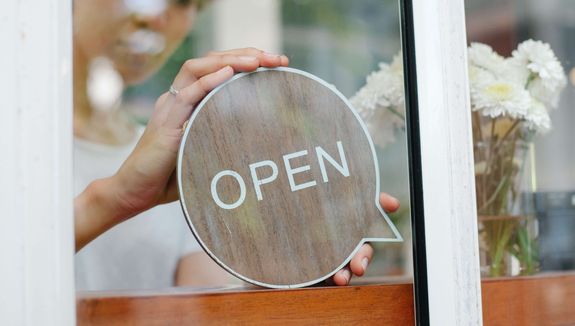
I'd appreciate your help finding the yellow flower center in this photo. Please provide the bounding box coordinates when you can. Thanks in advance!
[485,83,512,99]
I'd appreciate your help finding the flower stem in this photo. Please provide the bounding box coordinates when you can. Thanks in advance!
[386,106,405,121]
[496,119,521,149]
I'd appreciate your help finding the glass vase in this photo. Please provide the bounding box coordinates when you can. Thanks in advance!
[473,115,540,277]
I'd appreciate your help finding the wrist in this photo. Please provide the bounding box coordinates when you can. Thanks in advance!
[93,176,132,221]
[74,176,130,251]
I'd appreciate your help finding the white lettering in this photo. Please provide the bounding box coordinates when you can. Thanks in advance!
[249,160,279,201]
[315,141,350,183]
[283,150,317,192]
[210,142,351,209]
[210,170,246,210]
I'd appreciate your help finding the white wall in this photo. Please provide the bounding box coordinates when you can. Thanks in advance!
[212,0,281,54]
[0,0,75,325]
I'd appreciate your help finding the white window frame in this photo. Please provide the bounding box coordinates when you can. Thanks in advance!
[0,0,75,325]
[411,0,483,324]
[0,0,481,324]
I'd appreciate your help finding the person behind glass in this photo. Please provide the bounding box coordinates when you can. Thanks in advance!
[73,0,400,289]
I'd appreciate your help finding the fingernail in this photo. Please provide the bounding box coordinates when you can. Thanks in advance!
[362,257,369,272]
[342,269,351,284]
[384,193,399,206]
[263,52,280,59]
[238,56,257,62]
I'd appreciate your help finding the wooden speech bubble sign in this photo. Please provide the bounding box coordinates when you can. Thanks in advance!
[178,67,402,288]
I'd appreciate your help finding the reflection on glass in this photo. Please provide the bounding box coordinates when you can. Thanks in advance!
[73,0,226,292]
[77,0,413,292]
[466,0,575,323]
[466,0,575,277]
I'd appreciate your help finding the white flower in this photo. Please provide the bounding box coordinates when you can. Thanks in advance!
[351,53,405,148]
[470,78,531,119]
[500,57,530,86]
[389,53,404,77]
[468,64,495,93]
[513,40,565,82]
[467,45,531,119]
[353,41,565,146]
[527,77,563,108]
[512,39,567,108]
[359,104,405,148]
[524,99,551,133]
[351,54,405,110]
[467,41,563,124]
[468,43,506,75]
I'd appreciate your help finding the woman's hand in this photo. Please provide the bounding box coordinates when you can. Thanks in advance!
[75,48,289,251]
[114,48,289,215]
[331,193,400,286]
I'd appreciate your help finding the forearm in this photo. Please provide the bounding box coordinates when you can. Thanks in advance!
[175,252,235,287]
[74,176,129,252]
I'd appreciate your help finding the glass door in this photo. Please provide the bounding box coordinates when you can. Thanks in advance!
[465,0,575,324]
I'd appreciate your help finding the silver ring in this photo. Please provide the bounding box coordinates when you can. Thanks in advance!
[169,85,180,96]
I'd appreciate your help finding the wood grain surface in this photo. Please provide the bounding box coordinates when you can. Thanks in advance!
[76,272,575,325]
[482,273,575,326]
[178,68,400,288]
[78,281,415,326]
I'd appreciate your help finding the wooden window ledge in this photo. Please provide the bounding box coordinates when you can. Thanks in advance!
[77,272,575,325]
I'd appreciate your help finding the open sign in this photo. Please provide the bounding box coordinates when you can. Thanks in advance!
[178,68,402,288]
[210,140,349,210]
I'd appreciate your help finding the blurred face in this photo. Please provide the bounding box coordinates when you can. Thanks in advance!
[74,0,201,84]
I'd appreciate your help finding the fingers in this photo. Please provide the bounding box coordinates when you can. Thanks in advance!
[167,47,290,115]
[332,194,399,285]
[332,266,352,286]
[349,244,374,277]
[207,47,289,68]
[153,92,170,112]
[172,55,261,90]
[152,47,291,138]
[380,193,400,213]
[206,47,264,57]
[164,65,234,129]
[332,244,374,286]
[173,48,289,89]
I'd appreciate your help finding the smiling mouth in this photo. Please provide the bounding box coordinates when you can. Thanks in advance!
[122,29,166,56]
[113,30,167,70]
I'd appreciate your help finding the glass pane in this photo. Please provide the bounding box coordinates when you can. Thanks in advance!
[74,0,413,299]
[465,0,575,323]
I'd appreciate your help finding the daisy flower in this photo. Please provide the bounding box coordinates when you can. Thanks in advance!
[512,39,567,108]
